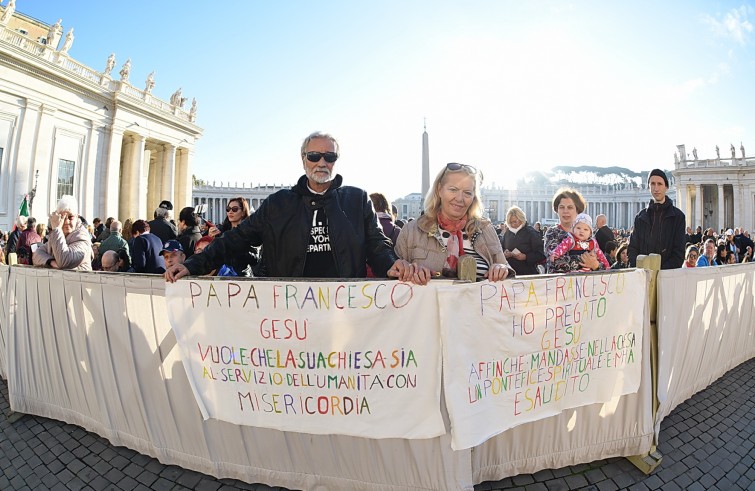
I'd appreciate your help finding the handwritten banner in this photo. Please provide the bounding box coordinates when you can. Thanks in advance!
[438,270,645,450]
[165,279,445,440]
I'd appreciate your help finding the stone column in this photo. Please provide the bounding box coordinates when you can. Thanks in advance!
[718,184,725,230]
[147,147,160,213]
[103,127,124,218]
[118,134,144,221]
[733,184,743,229]
[174,148,192,211]
[695,185,703,228]
[11,100,42,216]
[118,135,134,221]
[161,143,176,208]
[81,122,104,220]
[677,184,687,227]
[31,104,57,217]
[139,146,151,219]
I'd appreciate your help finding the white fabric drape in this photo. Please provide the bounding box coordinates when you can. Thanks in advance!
[655,263,755,437]
[4,267,473,491]
[5,265,724,489]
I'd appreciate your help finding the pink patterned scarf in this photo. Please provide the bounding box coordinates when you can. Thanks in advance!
[438,212,467,274]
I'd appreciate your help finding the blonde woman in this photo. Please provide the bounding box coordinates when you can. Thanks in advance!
[394,163,514,284]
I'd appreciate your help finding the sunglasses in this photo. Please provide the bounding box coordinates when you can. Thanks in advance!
[226,206,241,213]
[445,162,477,173]
[305,151,338,163]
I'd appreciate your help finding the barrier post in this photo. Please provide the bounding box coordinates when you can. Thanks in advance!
[3,264,25,422]
[626,254,663,474]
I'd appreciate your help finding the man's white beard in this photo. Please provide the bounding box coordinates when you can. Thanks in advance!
[306,167,332,184]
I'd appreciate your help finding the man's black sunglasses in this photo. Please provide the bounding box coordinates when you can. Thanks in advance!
[305,151,338,163]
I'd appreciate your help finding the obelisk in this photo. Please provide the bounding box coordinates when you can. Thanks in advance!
[421,120,430,200]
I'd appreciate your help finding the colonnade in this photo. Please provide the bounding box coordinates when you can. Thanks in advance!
[116,132,192,221]
[675,183,746,231]
[482,187,652,229]
[192,191,277,224]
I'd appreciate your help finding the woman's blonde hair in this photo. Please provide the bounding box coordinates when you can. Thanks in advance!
[506,206,527,227]
[423,164,486,235]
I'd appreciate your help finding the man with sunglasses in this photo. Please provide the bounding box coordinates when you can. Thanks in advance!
[166,131,416,282]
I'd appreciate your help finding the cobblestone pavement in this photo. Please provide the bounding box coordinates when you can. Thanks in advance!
[1,358,754,490]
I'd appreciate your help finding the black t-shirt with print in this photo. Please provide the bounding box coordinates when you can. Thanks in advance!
[303,206,337,278]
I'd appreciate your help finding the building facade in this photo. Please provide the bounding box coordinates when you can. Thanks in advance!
[193,179,669,231]
[192,182,289,225]
[672,144,754,232]
[0,5,202,231]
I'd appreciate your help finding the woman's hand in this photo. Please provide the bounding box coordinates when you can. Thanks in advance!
[485,263,510,281]
[579,251,600,271]
[504,249,525,261]
[208,226,221,237]
[387,260,432,285]
[49,212,63,230]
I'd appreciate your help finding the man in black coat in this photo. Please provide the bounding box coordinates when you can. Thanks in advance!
[148,204,178,244]
[165,132,415,282]
[628,169,686,269]
[594,214,614,254]
[129,219,166,274]
[689,225,702,245]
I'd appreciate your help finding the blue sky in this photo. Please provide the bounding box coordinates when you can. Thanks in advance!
[13,1,755,199]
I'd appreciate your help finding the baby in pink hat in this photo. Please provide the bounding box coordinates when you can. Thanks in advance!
[549,213,610,272]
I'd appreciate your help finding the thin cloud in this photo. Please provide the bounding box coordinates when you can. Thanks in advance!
[703,6,753,45]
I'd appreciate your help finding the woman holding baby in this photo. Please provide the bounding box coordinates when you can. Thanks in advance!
[543,188,606,274]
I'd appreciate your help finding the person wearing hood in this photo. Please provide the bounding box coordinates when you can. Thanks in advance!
[165,131,416,283]
[627,169,686,269]
[32,195,93,271]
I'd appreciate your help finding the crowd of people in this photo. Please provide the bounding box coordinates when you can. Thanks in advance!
[0,132,751,282]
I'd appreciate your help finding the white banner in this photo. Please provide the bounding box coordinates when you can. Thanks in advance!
[165,279,446,440]
[439,270,645,450]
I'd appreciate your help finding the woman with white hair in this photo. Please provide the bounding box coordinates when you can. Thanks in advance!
[393,163,514,284]
[501,206,546,276]
[32,195,93,271]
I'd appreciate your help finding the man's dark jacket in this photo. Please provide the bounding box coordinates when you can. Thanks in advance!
[628,198,686,270]
[4,228,22,255]
[595,225,614,254]
[130,232,166,274]
[184,174,397,278]
[148,218,178,245]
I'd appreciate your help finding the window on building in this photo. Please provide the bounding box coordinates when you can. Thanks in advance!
[18,29,28,35]
[57,159,75,199]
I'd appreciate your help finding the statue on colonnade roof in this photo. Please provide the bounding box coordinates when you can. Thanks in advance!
[59,28,74,55]
[47,19,62,47]
[145,71,155,94]
[0,0,15,25]
[119,58,131,81]
[104,53,116,75]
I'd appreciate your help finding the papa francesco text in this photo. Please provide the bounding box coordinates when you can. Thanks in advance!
[186,281,416,310]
